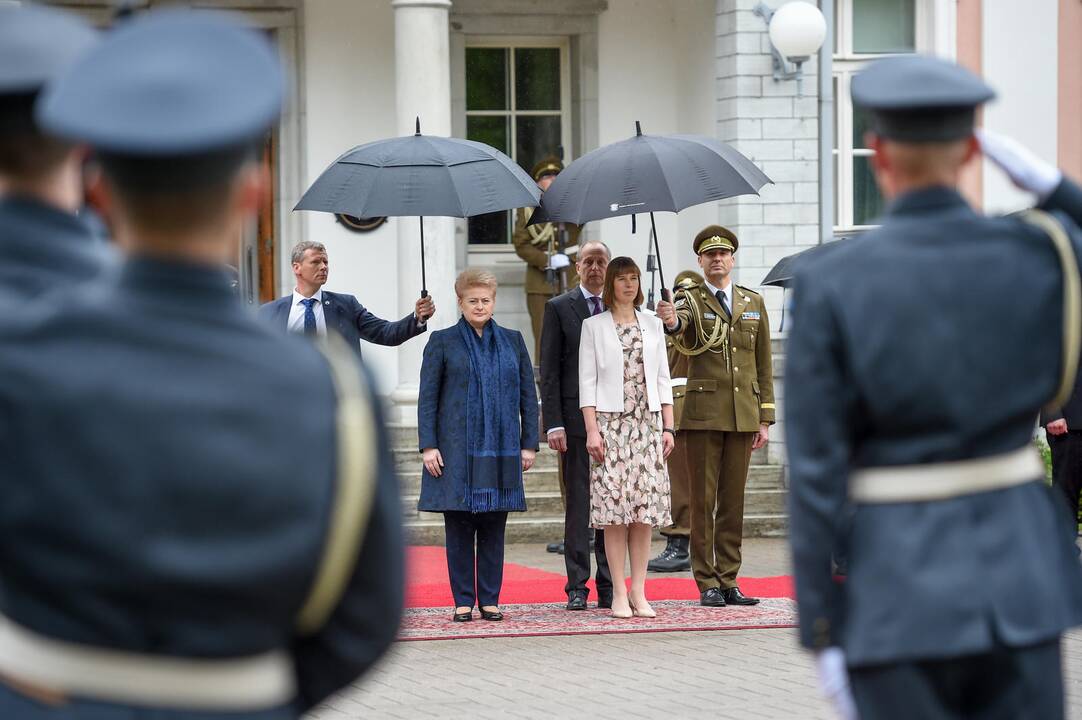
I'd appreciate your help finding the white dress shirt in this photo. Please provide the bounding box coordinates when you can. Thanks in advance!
[287,288,327,337]
[704,279,732,317]
[547,285,604,437]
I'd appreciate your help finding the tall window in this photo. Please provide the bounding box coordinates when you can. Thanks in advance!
[465,40,570,245]
[833,0,920,230]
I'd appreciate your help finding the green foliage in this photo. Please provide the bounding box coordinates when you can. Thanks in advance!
[1034,437,1053,484]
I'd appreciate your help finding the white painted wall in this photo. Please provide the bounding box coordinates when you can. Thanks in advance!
[981,0,1058,213]
[300,0,403,393]
[596,0,716,289]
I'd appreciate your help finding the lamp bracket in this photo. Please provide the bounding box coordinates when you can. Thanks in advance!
[752,1,804,85]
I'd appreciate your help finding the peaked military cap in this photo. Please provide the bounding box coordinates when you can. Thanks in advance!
[693,225,738,255]
[673,270,704,290]
[532,156,563,182]
[851,55,995,143]
[37,9,284,161]
[0,4,98,96]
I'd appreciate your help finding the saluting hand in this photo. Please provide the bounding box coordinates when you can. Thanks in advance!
[415,296,435,323]
[422,447,444,477]
[656,300,677,330]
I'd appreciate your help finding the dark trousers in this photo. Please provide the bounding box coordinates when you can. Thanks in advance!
[849,638,1064,720]
[563,437,612,597]
[685,429,754,591]
[660,433,690,539]
[1048,431,1082,526]
[443,511,507,608]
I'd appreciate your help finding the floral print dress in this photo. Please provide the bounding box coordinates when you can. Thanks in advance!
[590,322,672,528]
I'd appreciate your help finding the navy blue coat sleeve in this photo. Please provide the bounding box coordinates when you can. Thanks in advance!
[516,331,539,451]
[290,366,405,712]
[1041,176,1082,225]
[785,271,853,651]
[349,296,425,347]
[417,332,443,451]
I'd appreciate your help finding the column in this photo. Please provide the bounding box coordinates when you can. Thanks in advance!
[389,0,456,423]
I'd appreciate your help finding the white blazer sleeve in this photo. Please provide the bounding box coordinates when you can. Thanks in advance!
[579,317,598,409]
[655,316,674,406]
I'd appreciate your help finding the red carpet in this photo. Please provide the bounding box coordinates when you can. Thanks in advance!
[404,546,794,609]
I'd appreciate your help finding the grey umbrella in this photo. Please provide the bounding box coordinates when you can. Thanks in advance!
[295,118,540,296]
[530,121,771,300]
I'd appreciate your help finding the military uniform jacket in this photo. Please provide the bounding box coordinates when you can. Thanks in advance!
[669,281,775,432]
[786,181,1082,667]
[512,207,580,295]
[667,336,689,432]
[0,258,404,717]
[0,195,115,301]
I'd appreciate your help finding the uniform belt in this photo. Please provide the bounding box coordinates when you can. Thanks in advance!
[0,613,295,710]
[849,446,1044,504]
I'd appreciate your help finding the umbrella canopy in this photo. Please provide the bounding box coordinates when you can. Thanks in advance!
[527,122,770,298]
[295,119,541,295]
[528,124,771,226]
[762,237,863,288]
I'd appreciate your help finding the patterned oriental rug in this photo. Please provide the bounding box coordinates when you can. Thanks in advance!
[401,547,797,641]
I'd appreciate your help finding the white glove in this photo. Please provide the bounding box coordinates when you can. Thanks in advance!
[549,253,571,270]
[977,129,1062,201]
[816,647,858,720]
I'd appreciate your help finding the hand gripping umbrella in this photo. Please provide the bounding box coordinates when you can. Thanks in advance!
[295,118,541,297]
[529,121,771,303]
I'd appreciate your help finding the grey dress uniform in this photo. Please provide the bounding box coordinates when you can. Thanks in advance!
[0,6,112,303]
[0,10,403,718]
[786,55,1082,720]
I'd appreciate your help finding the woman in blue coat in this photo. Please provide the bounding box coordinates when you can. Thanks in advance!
[418,268,538,622]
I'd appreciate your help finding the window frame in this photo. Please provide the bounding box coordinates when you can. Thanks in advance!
[833,0,934,232]
[464,35,572,248]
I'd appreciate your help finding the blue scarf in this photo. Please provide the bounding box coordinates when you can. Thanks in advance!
[456,316,526,512]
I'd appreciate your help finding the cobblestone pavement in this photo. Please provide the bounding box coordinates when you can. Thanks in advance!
[309,539,1082,719]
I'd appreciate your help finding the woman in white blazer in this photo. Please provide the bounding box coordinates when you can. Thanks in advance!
[579,256,674,619]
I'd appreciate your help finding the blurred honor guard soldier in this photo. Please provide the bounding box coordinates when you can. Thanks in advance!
[513,156,580,358]
[647,270,703,573]
[1040,373,1082,530]
[260,239,434,356]
[0,4,111,301]
[786,55,1082,720]
[656,229,775,607]
[0,10,403,719]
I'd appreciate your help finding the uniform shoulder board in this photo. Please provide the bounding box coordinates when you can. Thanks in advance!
[736,284,761,297]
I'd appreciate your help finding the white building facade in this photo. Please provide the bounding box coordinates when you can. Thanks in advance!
[53,0,1082,432]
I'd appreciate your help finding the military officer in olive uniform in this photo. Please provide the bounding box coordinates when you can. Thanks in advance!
[512,156,581,358]
[0,10,403,718]
[0,5,112,302]
[787,55,1082,719]
[656,228,775,607]
[648,270,703,573]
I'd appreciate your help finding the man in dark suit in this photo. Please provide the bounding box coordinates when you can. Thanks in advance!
[259,240,434,354]
[0,5,113,302]
[0,10,404,717]
[540,240,614,610]
[1041,374,1082,531]
[786,55,1082,719]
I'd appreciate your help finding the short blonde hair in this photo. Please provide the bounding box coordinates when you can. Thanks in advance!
[454,268,498,298]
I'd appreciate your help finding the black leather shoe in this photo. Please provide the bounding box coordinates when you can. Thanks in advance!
[699,588,726,607]
[597,591,613,609]
[453,609,473,622]
[479,608,503,621]
[566,590,588,611]
[546,540,565,554]
[721,587,760,606]
[647,537,690,572]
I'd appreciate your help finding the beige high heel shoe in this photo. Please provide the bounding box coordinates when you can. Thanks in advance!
[610,598,633,619]
[629,599,656,618]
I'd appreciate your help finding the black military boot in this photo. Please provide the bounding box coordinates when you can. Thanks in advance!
[647,536,690,572]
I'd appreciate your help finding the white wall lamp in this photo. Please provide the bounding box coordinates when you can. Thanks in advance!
[753,1,828,97]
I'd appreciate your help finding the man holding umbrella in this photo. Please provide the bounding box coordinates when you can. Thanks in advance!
[513,156,580,359]
[656,227,775,607]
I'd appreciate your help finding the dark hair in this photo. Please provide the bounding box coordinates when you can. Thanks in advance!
[601,256,644,308]
[0,93,75,179]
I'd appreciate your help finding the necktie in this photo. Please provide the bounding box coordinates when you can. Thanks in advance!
[715,290,731,321]
[300,298,318,337]
[589,296,602,316]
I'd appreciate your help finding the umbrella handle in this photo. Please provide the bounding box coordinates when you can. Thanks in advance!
[419,216,428,298]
